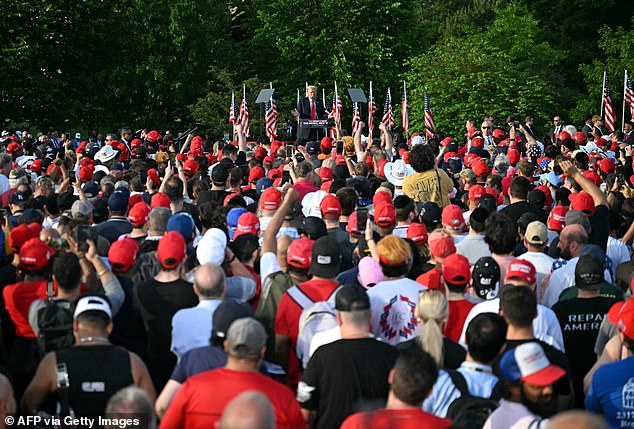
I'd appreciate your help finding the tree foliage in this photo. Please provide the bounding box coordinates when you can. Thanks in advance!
[573,19,634,125]
[1,0,633,137]
[405,3,566,138]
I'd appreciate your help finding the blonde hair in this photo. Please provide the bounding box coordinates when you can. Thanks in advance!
[375,235,412,265]
[416,290,448,367]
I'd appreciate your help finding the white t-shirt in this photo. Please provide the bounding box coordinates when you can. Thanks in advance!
[517,251,554,304]
[459,298,565,352]
[456,234,492,265]
[367,278,426,346]
[483,400,546,429]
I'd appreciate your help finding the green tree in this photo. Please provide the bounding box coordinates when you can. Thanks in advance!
[573,19,634,126]
[405,3,566,138]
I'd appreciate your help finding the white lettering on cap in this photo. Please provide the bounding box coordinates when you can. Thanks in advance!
[317,255,331,264]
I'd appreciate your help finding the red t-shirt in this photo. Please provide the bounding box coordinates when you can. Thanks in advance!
[341,408,452,429]
[444,299,476,342]
[275,278,340,388]
[292,180,318,202]
[159,368,306,429]
[3,279,48,337]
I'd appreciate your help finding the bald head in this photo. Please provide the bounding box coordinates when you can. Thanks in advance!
[548,411,608,429]
[194,263,226,299]
[561,224,588,245]
[218,391,275,429]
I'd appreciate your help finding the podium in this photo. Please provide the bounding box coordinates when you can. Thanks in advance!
[299,118,334,129]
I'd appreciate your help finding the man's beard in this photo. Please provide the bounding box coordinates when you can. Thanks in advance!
[560,245,573,261]
[520,387,557,418]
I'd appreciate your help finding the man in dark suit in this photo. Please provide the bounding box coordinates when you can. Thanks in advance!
[549,115,563,142]
[523,116,536,138]
[296,85,326,143]
[624,120,634,145]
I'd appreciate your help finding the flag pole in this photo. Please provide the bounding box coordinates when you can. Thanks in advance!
[623,71,628,131]
[601,71,606,118]
[231,91,235,139]
[369,81,373,139]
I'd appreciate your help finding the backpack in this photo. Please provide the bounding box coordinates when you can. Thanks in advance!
[286,285,342,369]
[37,282,74,356]
[256,271,300,362]
[445,370,503,429]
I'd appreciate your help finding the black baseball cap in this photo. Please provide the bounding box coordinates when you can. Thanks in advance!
[335,284,370,312]
[472,256,501,300]
[310,236,342,279]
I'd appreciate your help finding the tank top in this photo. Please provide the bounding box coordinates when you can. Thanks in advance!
[55,345,134,416]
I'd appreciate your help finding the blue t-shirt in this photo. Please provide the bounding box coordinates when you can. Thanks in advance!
[585,356,634,428]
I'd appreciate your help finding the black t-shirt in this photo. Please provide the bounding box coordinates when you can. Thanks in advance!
[133,277,197,390]
[298,338,398,429]
[110,275,147,360]
[396,337,466,370]
[552,296,617,407]
[589,204,610,252]
[500,201,548,225]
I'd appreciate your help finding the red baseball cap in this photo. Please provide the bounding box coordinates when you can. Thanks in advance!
[318,167,333,182]
[260,187,282,211]
[470,136,484,148]
[547,205,568,232]
[505,259,536,284]
[10,223,43,252]
[128,202,151,227]
[19,238,53,271]
[249,166,265,183]
[147,169,159,187]
[472,159,489,177]
[151,192,171,209]
[79,165,94,182]
[557,130,571,140]
[320,194,342,217]
[533,185,553,208]
[263,156,275,165]
[574,132,587,143]
[286,237,314,269]
[608,299,634,339]
[492,129,506,139]
[407,222,428,245]
[268,168,281,180]
[599,158,616,175]
[157,231,187,269]
[128,193,144,209]
[468,185,485,203]
[108,238,139,272]
[183,160,199,175]
[508,148,520,166]
[583,170,602,186]
[254,146,268,161]
[223,193,242,207]
[428,232,456,259]
[442,253,471,285]
[569,191,595,216]
[234,212,260,239]
[442,204,465,230]
[346,211,361,234]
[320,136,333,152]
[374,203,396,227]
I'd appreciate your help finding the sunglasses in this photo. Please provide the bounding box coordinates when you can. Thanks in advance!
[481,127,491,130]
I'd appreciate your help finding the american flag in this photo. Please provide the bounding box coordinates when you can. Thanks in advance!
[381,88,394,130]
[229,92,238,124]
[333,81,342,124]
[625,70,634,121]
[265,93,277,141]
[424,87,435,139]
[368,82,376,138]
[602,72,616,133]
[351,103,361,135]
[402,81,409,137]
[239,85,250,137]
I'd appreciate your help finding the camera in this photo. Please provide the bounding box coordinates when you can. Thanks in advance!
[513,121,520,128]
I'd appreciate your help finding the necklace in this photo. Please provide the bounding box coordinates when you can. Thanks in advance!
[462,364,492,374]
[79,336,110,344]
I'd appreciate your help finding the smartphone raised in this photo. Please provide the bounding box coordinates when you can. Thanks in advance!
[356,208,367,233]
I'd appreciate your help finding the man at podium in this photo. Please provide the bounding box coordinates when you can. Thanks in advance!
[296,85,327,143]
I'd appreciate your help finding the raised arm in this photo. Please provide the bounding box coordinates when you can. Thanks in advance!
[261,188,300,255]
[558,159,608,207]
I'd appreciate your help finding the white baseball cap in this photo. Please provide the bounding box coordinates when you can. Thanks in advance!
[74,296,112,320]
[500,342,565,387]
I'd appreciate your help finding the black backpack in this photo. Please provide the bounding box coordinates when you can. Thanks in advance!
[36,282,74,356]
[445,370,503,429]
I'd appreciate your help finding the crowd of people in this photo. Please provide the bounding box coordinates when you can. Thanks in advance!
[0,106,632,429]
